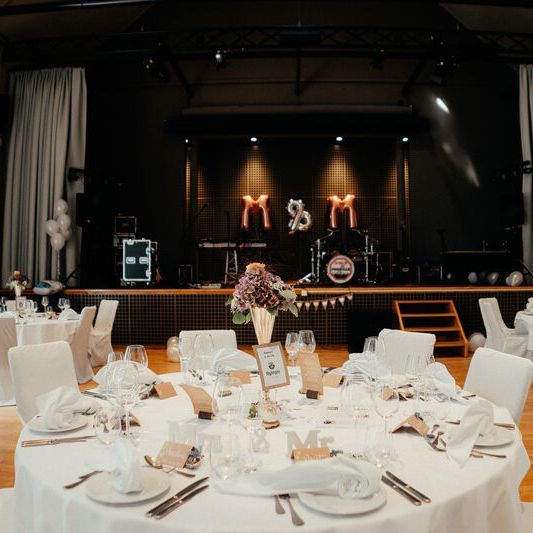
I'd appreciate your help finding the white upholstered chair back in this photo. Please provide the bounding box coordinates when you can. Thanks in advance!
[464,347,533,423]
[0,317,17,401]
[5,301,15,312]
[377,329,436,374]
[70,306,96,383]
[179,330,238,351]
[89,300,119,366]
[479,298,507,351]
[8,340,79,422]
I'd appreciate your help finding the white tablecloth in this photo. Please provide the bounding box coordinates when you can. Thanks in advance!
[13,372,530,533]
[16,318,79,346]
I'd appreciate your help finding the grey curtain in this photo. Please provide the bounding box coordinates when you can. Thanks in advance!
[1,67,86,285]
[520,65,533,267]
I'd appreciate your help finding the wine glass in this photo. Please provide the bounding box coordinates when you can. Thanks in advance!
[63,299,71,310]
[58,298,65,313]
[125,345,148,368]
[297,330,316,353]
[45,305,54,319]
[285,332,299,366]
[192,333,214,385]
[94,405,121,445]
[178,335,195,384]
[212,376,243,424]
[372,381,399,435]
[107,351,125,364]
[41,296,49,311]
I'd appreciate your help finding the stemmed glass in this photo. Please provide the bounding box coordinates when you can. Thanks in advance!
[58,298,66,313]
[107,351,125,364]
[41,296,49,311]
[212,376,243,424]
[285,332,299,366]
[63,298,71,310]
[125,345,148,368]
[297,330,316,354]
[341,376,371,458]
[178,335,194,384]
[192,333,213,385]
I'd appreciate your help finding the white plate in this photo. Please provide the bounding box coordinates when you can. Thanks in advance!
[85,468,170,505]
[475,426,515,447]
[27,413,88,433]
[298,489,386,516]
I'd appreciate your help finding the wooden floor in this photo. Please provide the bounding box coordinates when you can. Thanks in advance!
[1,346,532,500]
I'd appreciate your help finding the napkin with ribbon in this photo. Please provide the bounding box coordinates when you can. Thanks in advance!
[211,348,258,373]
[342,352,391,379]
[94,363,159,389]
[215,456,380,498]
[446,399,494,467]
[88,438,143,493]
[423,362,458,399]
[58,308,79,321]
[35,386,96,429]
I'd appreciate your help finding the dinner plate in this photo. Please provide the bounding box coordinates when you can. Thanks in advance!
[298,489,386,516]
[474,426,515,447]
[27,413,88,433]
[85,468,170,504]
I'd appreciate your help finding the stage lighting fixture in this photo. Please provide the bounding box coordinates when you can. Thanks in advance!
[214,49,228,70]
[435,97,450,114]
[143,56,170,82]
[185,138,189,144]
[250,136,258,143]
[402,136,409,143]
[336,136,343,142]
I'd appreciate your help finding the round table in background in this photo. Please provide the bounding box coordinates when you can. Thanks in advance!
[16,318,79,346]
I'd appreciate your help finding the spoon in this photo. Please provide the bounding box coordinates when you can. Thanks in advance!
[144,455,196,478]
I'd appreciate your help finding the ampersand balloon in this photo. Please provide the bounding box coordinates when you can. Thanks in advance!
[241,194,272,232]
[328,194,357,230]
[287,199,312,233]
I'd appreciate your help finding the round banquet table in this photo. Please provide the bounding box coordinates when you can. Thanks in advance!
[15,317,79,346]
[13,371,530,533]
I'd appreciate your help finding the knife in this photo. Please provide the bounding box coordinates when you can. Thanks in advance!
[22,436,96,447]
[82,390,108,400]
[152,484,209,519]
[381,475,422,506]
[385,471,431,503]
[146,476,209,517]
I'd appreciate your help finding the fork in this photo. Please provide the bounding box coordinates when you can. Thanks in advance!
[279,494,304,526]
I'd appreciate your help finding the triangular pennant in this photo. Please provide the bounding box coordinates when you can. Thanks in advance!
[329,298,336,309]
[346,293,353,302]
[296,302,303,311]
[313,301,320,310]
[304,302,311,311]
[321,300,328,310]
[339,296,346,306]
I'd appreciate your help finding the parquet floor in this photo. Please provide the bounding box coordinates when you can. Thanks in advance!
[1,346,532,500]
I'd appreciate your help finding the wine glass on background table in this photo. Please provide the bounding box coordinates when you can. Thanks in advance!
[178,335,194,383]
[58,298,66,313]
[297,330,316,354]
[192,333,214,385]
[125,345,148,368]
[41,295,49,312]
[285,332,299,366]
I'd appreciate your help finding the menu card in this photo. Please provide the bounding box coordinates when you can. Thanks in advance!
[297,352,323,396]
[153,382,177,399]
[253,342,290,391]
[291,447,331,461]
[157,440,193,468]
[229,370,251,385]
[180,385,214,418]
[392,414,429,436]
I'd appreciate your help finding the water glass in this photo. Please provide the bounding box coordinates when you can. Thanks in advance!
[94,406,121,445]
[298,330,316,353]
[125,345,148,368]
[210,432,242,481]
[191,333,214,385]
[363,336,378,354]
[212,376,243,424]
[285,332,299,365]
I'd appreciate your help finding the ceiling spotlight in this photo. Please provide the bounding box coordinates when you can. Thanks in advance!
[250,136,258,143]
[214,49,228,70]
[336,136,343,142]
[185,138,189,144]
[402,136,409,143]
[435,97,450,114]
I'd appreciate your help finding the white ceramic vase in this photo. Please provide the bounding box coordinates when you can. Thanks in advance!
[250,306,275,345]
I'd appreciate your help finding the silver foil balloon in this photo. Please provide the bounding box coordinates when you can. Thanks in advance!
[506,271,524,286]
[467,272,478,284]
[487,272,500,286]
[287,199,312,232]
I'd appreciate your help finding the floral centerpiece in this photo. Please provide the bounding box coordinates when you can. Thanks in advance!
[6,270,30,297]
[227,263,297,344]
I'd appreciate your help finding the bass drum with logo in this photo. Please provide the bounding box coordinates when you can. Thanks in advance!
[326,254,355,285]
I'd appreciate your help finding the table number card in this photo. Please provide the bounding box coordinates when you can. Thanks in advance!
[253,342,290,391]
[323,372,343,388]
[291,447,331,461]
[157,440,193,468]
[229,370,252,385]
[392,415,429,436]
[153,382,177,399]
[297,352,323,396]
[180,385,214,418]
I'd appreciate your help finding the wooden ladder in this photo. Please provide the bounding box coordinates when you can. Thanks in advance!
[393,300,468,357]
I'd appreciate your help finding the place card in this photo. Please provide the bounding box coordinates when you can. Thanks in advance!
[297,352,323,396]
[253,342,290,391]
[392,415,429,436]
[153,382,177,399]
[291,447,331,461]
[323,372,343,388]
[157,440,193,468]
[180,385,214,417]
[229,370,251,385]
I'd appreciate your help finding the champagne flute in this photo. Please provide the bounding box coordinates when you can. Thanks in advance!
[124,345,148,368]
[285,332,299,366]
[297,330,316,354]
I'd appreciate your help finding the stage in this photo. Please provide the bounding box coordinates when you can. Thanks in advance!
[34,284,533,348]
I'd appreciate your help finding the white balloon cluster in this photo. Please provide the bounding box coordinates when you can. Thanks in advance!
[45,199,72,251]
[167,336,180,362]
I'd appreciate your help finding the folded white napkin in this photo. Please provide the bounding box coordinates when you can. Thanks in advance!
[211,348,258,373]
[0,311,17,319]
[88,439,143,494]
[215,456,380,498]
[423,362,457,399]
[35,386,96,429]
[446,399,494,467]
[94,362,158,388]
[58,308,79,321]
[342,352,391,379]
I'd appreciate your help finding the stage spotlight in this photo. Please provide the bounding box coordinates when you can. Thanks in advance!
[214,49,228,70]
[250,136,258,143]
[185,138,189,144]
[402,136,409,143]
[336,136,343,142]
[435,97,450,114]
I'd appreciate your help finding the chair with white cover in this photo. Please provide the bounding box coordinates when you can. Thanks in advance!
[179,329,238,351]
[70,306,97,384]
[89,299,119,365]
[479,297,528,357]
[0,317,17,403]
[464,347,533,424]
[5,300,15,312]
[0,488,15,533]
[8,340,78,423]
[377,329,436,374]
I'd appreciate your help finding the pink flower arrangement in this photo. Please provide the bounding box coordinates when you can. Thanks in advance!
[227,263,298,324]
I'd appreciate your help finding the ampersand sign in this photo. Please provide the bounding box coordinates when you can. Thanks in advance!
[241,194,272,232]
[287,199,312,233]
[328,194,357,230]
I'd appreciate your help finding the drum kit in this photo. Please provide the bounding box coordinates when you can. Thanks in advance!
[299,229,391,285]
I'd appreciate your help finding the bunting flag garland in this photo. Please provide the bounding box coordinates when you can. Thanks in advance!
[339,296,346,306]
[321,300,328,310]
[329,298,336,309]
[294,292,355,313]
[305,302,311,311]
[296,302,303,311]
[313,301,320,310]
[346,293,354,302]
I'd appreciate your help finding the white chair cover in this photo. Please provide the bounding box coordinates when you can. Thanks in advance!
[479,297,528,356]
[0,317,17,403]
[465,347,533,424]
[89,300,119,365]
[5,300,15,312]
[377,328,436,374]
[179,329,238,351]
[70,306,96,384]
[0,488,15,533]
[8,340,78,423]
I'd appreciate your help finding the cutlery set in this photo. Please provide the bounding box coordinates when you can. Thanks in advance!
[381,472,431,506]
[21,436,96,447]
